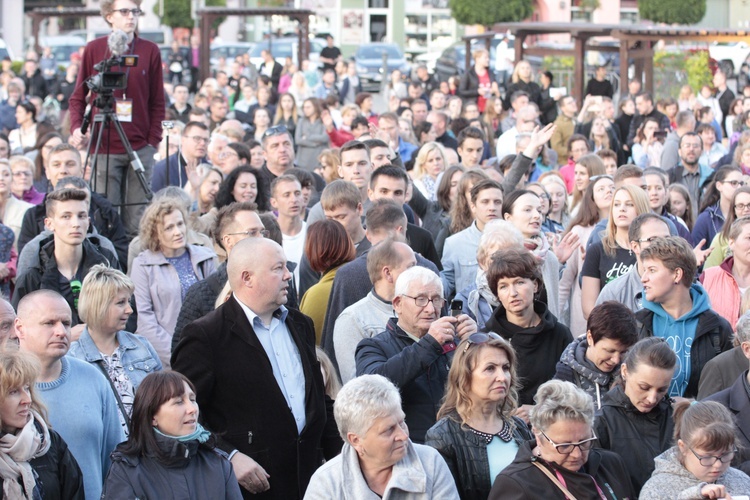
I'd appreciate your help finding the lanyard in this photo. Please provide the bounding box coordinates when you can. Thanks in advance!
[554,470,608,500]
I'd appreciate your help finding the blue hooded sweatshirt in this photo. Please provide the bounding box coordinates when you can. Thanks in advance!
[642,284,711,398]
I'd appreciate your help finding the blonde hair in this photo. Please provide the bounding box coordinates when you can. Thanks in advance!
[317,347,342,399]
[602,185,651,256]
[0,347,48,427]
[77,264,134,331]
[412,142,447,181]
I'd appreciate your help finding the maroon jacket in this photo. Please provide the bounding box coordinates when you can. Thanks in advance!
[69,34,164,154]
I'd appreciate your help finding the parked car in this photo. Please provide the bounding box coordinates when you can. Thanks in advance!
[39,36,86,69]
[66,28,171,45]
[354,43,412,92]
[0,38,14,61]
[709,41,750,78]
[248,37,323,68]
[210,42,254,70]
[434,36,541,83]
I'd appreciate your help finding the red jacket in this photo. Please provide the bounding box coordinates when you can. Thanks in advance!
[326,126,354,148]
[69,35,164,154]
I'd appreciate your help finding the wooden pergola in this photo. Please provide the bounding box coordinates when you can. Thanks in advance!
[29,7,101,54]
[465,23,750,104]
[194,7,313,82]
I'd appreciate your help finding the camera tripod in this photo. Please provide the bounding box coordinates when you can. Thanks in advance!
[82,90,153,205]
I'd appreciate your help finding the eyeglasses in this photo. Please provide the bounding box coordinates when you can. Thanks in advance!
[736,203,750,212]
[114,8,144,17]
[726,180,746,187]
[186,136,210,144]
[225,228,270,239]
[687,445,737,467]
[263,125,288,137]
[534,192,550,200]
[634,236,663,245]
[462,332,502,353]
[218,150,239,159]
[541,430,598,455]
[401,295,445,309]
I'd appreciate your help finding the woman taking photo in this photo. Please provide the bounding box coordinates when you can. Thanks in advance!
[68,265,162,434]
[411,142,447,202]
[704,186,750,268]
[299,220,356,343]
[559,174,614,334]
[631,117,665,168]
[569,153,606,217]
[131,199,217,368]
[29,132,62,193]
[484,247,573,410]
[305,374,459,498]
[588,116,619,156]
[273,92,298,140]
[296,98,328,171]
[555,301,638,409]
[214,166,269,212]
[581,185,650,319]
[426,334,532,499]
[594,337,677,495]
[640,400,750,499]
[102,371,242,499]
[489,380,634,499]
[9,155,43,205]
[0,348,84,499]
[692,166,744,251]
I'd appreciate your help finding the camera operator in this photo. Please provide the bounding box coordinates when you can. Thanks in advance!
[69,0,165,238]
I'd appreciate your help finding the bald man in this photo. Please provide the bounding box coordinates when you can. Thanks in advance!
[172,238,341,499]
[16,290,121,500]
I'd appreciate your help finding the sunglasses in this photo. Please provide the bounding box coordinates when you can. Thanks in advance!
[263,125,288,137]
[462,332,502,353]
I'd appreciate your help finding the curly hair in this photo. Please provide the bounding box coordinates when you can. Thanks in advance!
[139,199,189,253]
[214,166,269,212]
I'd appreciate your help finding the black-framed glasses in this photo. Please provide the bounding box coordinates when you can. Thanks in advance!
[540,430,597,454]
[736,203,750,212]
[401,295,445,309]
[726,180,746,187]
[186,135,209,144]
[462,332,502,353]
[634,236,663,245]
[115,8,144,17]
[225,228,269,239]
[687,446,737,467]
[263,125,288,137]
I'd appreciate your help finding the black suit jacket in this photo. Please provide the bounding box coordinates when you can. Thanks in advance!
[258,61,283,91]
[705,370,750,475]
[171,298,341,500]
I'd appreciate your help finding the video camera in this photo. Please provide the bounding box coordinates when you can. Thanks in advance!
[85,55,139,93]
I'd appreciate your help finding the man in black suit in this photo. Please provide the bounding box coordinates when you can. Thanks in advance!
[258,50,283,93]
[172,237,341,499]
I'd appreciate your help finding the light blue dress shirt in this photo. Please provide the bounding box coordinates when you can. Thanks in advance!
[235,297,307,434]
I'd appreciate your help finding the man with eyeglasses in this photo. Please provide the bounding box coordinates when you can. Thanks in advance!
[496,104,539,159]
[667,132,706,215]
[171,201,299,351]
[69,0,165,239]
[151,121,209,192]
[597,213,671,313]
[355,265,477,443]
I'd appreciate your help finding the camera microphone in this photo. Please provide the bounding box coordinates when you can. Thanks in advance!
[108,29,129,58]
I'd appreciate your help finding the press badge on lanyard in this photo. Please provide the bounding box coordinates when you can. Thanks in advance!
[116,97,133,122]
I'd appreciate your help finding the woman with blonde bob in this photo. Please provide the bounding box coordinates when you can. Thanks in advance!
[0,348,84,498]
[426,335,532,499]
[489,380,634,499]
[68,264,162,434]
[411,142,448,202]
[304,374,459,498]
[640,400,750,499]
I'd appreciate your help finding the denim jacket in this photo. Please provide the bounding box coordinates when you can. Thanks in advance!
[67,327,163,391]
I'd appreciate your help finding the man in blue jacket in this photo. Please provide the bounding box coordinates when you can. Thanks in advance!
[151,121,209,192]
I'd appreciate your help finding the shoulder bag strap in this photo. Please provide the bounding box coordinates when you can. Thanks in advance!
[532,461,579,500]
[95,359,131,428]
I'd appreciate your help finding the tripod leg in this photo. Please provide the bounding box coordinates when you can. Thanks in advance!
[111,118,153,201]
[86,117,109,193]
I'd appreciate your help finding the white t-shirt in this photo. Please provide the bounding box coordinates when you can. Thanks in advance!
[282,221,307,285]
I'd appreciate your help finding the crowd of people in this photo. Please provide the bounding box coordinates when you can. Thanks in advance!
[3,0,750,498]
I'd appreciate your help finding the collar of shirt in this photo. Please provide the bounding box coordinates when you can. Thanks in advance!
[234,295,288,329]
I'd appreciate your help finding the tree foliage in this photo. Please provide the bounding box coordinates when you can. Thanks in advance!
[448,0,533,27]
[638,0,706,25]
[156,0,227,30]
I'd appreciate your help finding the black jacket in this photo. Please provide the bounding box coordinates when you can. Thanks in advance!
[457,66,497,104]
[408,186,449,240]
[594,385,674,494]
[18,192,129,272]
[21,68,48,98]
[12,237,116,325]
[102,433,242,499]
[635,307,733,398]
[485,301,573,405]
[425,413,532,499]
[503,80,542,111]
[489,439,635,500]
[355,317,453,443]
[171,298,342,500]
[705,370,750,475]
[627,108,671,147]
[0,427,84,500]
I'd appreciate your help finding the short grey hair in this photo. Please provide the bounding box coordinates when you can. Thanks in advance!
[736,314,750,344]
[334,374,402,441]
[477,220,524,264]
[394,266,442,298]
[530,380,595,432]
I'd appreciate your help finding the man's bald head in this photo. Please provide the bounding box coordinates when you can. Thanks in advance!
[17,290,68,320]
[227,237,281,290]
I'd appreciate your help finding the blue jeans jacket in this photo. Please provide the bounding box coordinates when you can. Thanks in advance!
[67,327,163,391]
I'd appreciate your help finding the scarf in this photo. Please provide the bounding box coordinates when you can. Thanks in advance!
[0,410,51,500]
[524,234,550,262]
[154,422,211,444]
[467,269,501,330]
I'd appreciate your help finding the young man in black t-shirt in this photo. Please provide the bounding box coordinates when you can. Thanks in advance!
[319,35,342,72]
